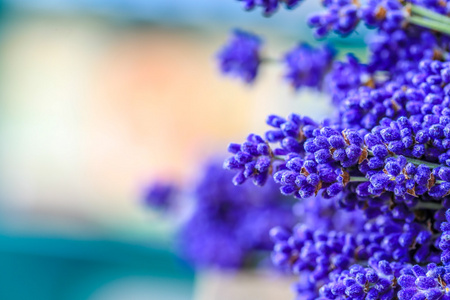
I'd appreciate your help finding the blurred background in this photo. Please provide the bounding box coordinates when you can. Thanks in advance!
[0,0,368,299]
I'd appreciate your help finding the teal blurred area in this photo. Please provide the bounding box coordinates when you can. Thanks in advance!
[2,0,370,45]
[0,229,194,300]
[0,1,199,298]
[0,0,368,299]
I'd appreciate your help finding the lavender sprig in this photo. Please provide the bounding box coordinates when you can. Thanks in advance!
[217,29,262,84]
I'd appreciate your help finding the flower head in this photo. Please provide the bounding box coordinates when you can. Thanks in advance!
[217,29,262,84]
[283,43,336,90]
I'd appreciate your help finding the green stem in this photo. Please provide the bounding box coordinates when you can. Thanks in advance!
[350,176,368,182]
[414,201,443,210]
[409,16,450,35]
[261,57,280,63]
[410,4,450,26]
[273,155,285,161]
[367,151,441,169]
[400,156,441,169]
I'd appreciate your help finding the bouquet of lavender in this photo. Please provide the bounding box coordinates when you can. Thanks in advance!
[217,0,450,299]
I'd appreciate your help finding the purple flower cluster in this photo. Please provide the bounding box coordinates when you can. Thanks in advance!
[276,209,447,300]
[217,29,262,84]
[238,0,304,16]
[367,27,439,76]
[217,31,339,89]
[307,0,408,38]
[223,113,320,186]
[434,199,450,231]
[307,0,360,38]
[143,181,177,210]
[440,209,450,265]
[292,193,366,233]
[225,108,450,224]
[271,225,357,281]
[359,0,406,32]
[338,83,405,129]
[319,260,405,300]
[224,134,274,186]
[145,160,297,269]
[398,264,450,300]
[326,54,372,105]
[283,43,336,90]
[271,214,438,276]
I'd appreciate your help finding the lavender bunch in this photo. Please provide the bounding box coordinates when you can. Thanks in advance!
[177,0,450,299]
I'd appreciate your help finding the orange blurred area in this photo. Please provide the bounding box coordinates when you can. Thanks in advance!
[90,27,253,182]
[0,14,333,235]
[0,17,260,234]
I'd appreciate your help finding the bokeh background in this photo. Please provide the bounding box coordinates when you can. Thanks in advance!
[0,1,368,299]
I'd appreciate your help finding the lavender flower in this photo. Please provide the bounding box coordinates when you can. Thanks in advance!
[224,113,320,186]
[326,54,372,105]
[283,43,335,90]
[225,108,450,202]
[272,214,438,280]
[224,133,275,186]
[238,0,304,15]
[217,29,262,84]
[308,0,360,38]
[440,209,450,265]
[143,181,176,210]
[177,160,297,268]
[292,193,366,233]
[359,0,407,32]
[271,225,358,281]
[367,27,438,76]
[318,260,406,300]
[398,264,450,300]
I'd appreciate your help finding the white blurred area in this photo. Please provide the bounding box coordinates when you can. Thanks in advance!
[194,270,295,300]
[0,13,333,238]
